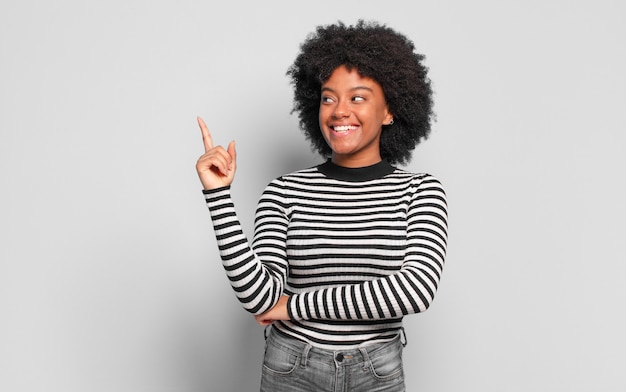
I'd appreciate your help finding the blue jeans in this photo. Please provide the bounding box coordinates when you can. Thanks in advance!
[260,327,406,392]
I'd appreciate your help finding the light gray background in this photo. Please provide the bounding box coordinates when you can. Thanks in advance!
[1,1,625,391]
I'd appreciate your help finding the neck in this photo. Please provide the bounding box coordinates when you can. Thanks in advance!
[331,154,382,168]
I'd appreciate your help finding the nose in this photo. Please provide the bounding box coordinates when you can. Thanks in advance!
[332,100,349,118]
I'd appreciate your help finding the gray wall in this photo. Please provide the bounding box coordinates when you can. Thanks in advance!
[1,1,625,391]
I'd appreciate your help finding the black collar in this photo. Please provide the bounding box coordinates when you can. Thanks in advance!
[317,159,395,182]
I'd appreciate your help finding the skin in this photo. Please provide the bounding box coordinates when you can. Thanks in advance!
[196,65,393,326]
[195,116,236,190]
[319,65,394,167]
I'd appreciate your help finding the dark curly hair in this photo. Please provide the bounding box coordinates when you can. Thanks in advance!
[286,20,434,165]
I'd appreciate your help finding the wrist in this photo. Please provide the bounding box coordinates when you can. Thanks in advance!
[286,295,297,321]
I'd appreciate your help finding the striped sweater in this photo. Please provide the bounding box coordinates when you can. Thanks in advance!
[203,159,448,349]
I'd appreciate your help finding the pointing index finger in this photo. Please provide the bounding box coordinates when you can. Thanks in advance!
[197,116,213,152]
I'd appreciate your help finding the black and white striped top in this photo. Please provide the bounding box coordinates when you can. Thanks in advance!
[203,159,448,349]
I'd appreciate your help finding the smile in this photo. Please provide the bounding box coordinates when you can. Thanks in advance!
[332,125,358,133]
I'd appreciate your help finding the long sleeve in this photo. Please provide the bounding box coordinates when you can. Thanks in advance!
[203,185,289,315]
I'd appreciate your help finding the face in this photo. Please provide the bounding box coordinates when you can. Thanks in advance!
[319,65,393,168]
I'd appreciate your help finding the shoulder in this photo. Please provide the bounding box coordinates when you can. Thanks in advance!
[266,164,327,187]
[388,168,445,189]
[260,164,326,196]
[388,170,447,211]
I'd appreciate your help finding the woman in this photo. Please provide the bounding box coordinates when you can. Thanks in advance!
[196,20,448,392]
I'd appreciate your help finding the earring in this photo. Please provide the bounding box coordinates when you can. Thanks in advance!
[388,120,394,125]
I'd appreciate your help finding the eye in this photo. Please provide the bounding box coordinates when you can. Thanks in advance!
[352,95,365,102]
[321,95,335,104]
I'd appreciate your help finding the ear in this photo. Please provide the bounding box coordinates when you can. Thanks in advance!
[384,111,394,126]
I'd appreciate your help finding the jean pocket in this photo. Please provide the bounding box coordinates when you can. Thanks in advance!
[367,345,404,380]
[262,341,300,376]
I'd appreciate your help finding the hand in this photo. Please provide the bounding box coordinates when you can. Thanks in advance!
[195,116,237,190]
[255,296,290,326]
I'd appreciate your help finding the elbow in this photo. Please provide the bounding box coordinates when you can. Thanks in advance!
[414,290,437,314]
[418,299,432,313]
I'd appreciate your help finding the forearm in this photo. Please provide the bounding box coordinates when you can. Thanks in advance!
[287,268,439,322]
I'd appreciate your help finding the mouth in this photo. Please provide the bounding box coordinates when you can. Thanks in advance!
[331,125,358,133]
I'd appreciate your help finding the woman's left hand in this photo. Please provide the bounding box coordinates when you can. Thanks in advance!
[255,296,290,326]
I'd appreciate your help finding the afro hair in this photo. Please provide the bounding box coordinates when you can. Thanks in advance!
[286,20,434,165]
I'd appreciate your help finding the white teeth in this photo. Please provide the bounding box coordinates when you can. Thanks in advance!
[333,125,355,132]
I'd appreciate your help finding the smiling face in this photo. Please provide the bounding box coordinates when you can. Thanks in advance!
[318,65,394,168]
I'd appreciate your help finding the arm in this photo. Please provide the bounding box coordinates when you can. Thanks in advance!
[203,179,290,315]
[197,117,289,315]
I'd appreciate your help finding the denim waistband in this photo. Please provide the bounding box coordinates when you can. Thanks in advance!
[264,326,406,368]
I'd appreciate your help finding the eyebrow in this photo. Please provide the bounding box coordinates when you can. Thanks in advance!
[321,86,374,93]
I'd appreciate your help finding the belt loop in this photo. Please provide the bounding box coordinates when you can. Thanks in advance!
[300,344,311,368]
[264,325,271,340]
[359,346,371,371]
[400,327,407,347]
